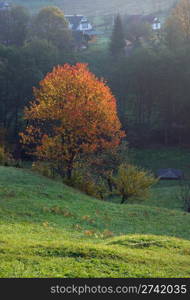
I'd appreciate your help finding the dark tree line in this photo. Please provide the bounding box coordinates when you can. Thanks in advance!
[1,1,190,156]
[0,5,75,154]
[106,2,190,146]
[108,46,190,146]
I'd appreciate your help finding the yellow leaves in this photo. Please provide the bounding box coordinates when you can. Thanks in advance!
[20,63,125,166]
[113,164,158,202]
[166,0,190,45]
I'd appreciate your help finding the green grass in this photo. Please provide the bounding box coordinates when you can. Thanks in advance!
[0,147,190,277]
[133,147,190,177]
[88,36,110,51]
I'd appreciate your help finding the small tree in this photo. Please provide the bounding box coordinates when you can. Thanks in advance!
[86,141,129,192]
[0,146,14,166]
[20,63,125,179]
[113,164,158,204]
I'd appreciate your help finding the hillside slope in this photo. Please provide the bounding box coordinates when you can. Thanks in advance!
[12,0,178,15]
[0,165,190,277]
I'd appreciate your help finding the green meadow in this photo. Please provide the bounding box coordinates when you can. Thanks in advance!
[0,148,190,278]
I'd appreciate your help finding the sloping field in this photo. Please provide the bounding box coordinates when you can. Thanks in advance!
[0,164,190,277]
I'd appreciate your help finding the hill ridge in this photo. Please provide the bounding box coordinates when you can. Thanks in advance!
[11,0,178,15]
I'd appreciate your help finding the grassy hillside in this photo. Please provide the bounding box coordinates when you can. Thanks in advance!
[12,0,178,15]
[0,147,190,277]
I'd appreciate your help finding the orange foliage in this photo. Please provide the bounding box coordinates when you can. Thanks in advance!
[20,63,125,177]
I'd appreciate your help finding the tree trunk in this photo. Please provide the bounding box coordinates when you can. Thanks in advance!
[66,166,72,180]
[66,158,74,180]
[121,195,127,204]
[107,178,113,192]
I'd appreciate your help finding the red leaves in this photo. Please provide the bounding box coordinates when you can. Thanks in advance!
[21,63,125,164]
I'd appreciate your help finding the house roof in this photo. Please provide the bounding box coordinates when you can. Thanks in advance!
[156,168,183,179]
[143,15,160,24]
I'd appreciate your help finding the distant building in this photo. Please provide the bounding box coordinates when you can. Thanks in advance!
[0,1,10,10]
[65,15,101,50]
[125,14,161,31]
[124,39,134,56]
[65,15,93,33]
[143,15,161,30]
[156,169,184,180]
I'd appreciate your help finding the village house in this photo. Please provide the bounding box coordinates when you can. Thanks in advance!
[0,1,10,10]
[124,14,162,55]
[65,14,99,50]
[143,15,161,30]
[126,14,161,31]
[65,15,93,32]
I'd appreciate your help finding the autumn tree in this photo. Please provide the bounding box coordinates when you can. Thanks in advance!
[20,63,125,179]
[165,0,190,49]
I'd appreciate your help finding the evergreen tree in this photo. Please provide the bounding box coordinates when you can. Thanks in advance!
[110,14,126,58]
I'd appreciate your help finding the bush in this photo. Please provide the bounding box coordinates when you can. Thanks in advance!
[32,159,108,200]
[112,163,158,204]
[0,146,15,166]
[63,169,108,200]
[32,161,55,178]
[0,146,6,165]
[86,142,131,191]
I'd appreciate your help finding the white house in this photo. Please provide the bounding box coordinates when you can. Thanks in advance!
[152,17,161,30]
[65,15,93,32]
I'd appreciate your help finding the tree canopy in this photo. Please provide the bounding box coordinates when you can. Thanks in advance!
[0,5,30,46]
[21,63,125,178]
[32,6,72,50]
